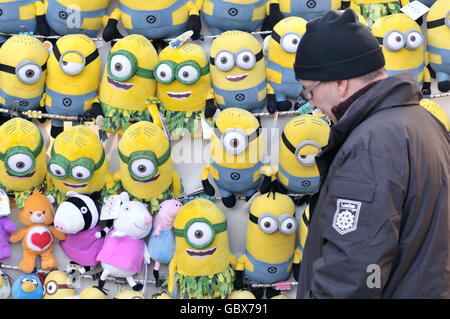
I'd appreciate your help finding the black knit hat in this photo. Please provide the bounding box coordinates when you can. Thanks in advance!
[294,9,385,81]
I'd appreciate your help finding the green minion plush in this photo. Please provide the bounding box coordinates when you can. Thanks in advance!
[0,118,47,209]
[110,121,183,215]
[156,42,213,139]
[0,0,48,35]
[168,198,237,299]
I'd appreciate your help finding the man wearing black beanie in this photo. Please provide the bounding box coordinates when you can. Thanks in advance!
[295,9,450,298]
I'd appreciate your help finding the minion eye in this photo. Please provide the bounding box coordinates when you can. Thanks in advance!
[281,33,302,53]
[49,163,67,178]
[7,154,33,174]
[71,166,91,181]
[384,31,405,51]
[155,63,174,83]
[16,63,42,84]
[279,216,297,235]
[177,65,199,84]
[222,131,247,155]
[130,159,155,179]
[110,54,133,81]
[405,31,423,50]
[297,154,317,167]
[236,50,256,70]
[60,61,84,76]
[259,216,278,234]
[186,221,213,248]
[215,51,235,71]
[45,281,56,294]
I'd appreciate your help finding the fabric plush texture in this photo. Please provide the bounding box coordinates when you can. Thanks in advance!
[0,216,16,263]
[60,226,105,267]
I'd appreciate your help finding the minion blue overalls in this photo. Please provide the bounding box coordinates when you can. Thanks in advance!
[118,0,190,39]
[202,0,268,35]
[386,63,426,85]
[267,59,303,103]
[427,46,450,86]
[278,164,320,194]
[282,0,332,21]
[0,0,39,34]
[45,0,107,37]
[0,88,43,111]
[244,249,293,284]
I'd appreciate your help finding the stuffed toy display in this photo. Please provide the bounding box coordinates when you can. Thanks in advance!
[202,108,270,208]
[371,13,431,95]
[0,118,47,209]
[43,0,111,37]
[235,192,299,299]
[0,0,48,35]
[261,114,331,195]
[102,0,201,50]
[266,17,307,113]
[148,199,183,286]
[207,30,275,116]
[54,191,108,279]
[11,273,43,299]
[0,270,11,299]
[42,34,101,138]
[419,99,450,132]
[96,191,153,292]
[46,125,115,206]
[426,0,450,93]
[156,42,213,138]
[0,35,49,121]
[197,0,268,35]
[109,121,183,215]
[9,189,66,273]
[168,198,237,299]
[95,34,162,138]
[42,269,76,299]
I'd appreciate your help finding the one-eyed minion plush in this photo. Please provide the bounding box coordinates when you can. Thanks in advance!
[202,108,270,208]
[197,0,268,35]
[0,35,49,120]
[44,0,111,37]
[235,192,299,299]
[156,42,213,138]
[419,99,450,132]
[42,34,101,138]
[102,0,202,50]
[11,273,43,299]
[372,13,431,95]
[0,0,48,35]
[168,198,237,299]
[46,125,115,206]
[96,34,162,138]
[266,16,307,113]
[0,118,47,209]
[426,0,450,93]
[43,269,75,299]
[0,270,11,299]
[9,189,66,273]
[208,31,275,116]
[109,121,183,215]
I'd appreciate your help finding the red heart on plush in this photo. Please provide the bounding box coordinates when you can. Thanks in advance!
[31,231,52,249]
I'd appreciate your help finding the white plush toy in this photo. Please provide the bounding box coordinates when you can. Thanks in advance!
[0,270,11,299]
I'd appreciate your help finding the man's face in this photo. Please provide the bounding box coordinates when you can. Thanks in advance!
[300,80,339,123]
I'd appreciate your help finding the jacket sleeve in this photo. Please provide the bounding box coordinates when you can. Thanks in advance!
[306,149,406,298]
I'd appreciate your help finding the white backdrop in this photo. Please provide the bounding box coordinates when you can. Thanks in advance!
[2,0,449,300]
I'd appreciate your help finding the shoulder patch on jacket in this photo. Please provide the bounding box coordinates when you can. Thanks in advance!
[332,199,361,235]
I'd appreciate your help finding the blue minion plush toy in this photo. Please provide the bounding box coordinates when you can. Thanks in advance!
[0,0,49,36]
[11,273,44,299]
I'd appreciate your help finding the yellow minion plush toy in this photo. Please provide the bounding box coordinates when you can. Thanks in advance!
[266,16,307,113]
[0,0,48,35]
[0,118,47,209]
[110,121,183,215]
[235,192,299,299]
[419,99,450,132]
[168,198,237,299]
[115,289,146,299]
[102,0,202,50]
[197,0,268,35]
[43,0,111,37]
[43,270,75,299]
[426,0,450,93]
[201,108,270,208]
[46,125,115,206]
[78,286,108,299]
[0,35,48,120]
[372,13,431,95]
[97,34,162,138]
[156,42,213,138]
[42,34,101,138]
[208,30,275,116]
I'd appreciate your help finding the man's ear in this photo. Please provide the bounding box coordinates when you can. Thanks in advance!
[336,79,350,98]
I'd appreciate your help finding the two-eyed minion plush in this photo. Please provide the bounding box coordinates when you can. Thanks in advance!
[208,31,274,116]
[43,269,75,299]
[9,189,66,273]
[202,108,270,208]
[266,17,307,113]
[197,0,268,35]
[235,192,299,299]
[168,198,237,299]
[42,34,101,138]
[0,0,48,35]
[426,0,450,93]
[96,191,153,291]
[0,118,47,209]
[372,13,431,94]
[156,42,213,138]
[0,35,49,119]
[97,34,162,138]
[0,270,11,299]
[43,0,111,37]
[110,121,183,215]
[46,125,115,206]
[102,0,202,49]
[11,273,43,299]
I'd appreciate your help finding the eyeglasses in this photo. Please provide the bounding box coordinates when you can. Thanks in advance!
[299,81,321,101]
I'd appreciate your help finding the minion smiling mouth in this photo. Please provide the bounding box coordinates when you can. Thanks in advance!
[63,182,88,189]
[226,73,248,82]
[167,91,192,100]
[7,170,35,179]
[186,247,216,258]
[107,76,134,90]
[133,173,160,184]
